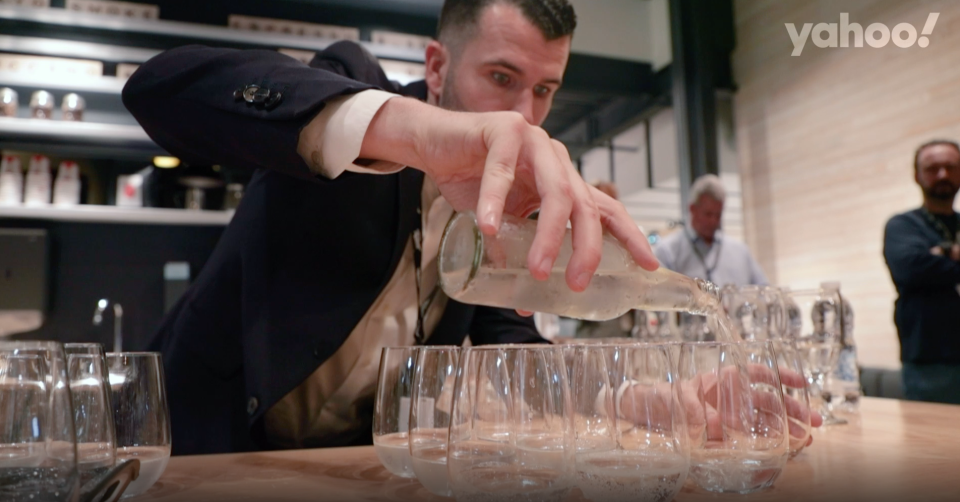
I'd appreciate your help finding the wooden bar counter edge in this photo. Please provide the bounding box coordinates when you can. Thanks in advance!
[137,397,960,502]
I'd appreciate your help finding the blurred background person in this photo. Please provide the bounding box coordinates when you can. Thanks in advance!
[883,140,960,404]
[655,174,768,287]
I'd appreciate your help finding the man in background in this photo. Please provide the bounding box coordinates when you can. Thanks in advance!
[655,174,768,287]
[883,140,960,404]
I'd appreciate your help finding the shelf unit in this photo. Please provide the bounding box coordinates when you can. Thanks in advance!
[0,5,425,63]
[0,116,164,159]
[0,204,233,226]
[0,4,430,160]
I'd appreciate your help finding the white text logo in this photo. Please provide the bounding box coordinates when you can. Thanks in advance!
[786,13,939,56]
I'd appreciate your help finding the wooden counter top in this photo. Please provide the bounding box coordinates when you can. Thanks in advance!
[138,397,960,502]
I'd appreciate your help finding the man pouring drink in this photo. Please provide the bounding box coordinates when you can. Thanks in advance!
[124,0,818,459]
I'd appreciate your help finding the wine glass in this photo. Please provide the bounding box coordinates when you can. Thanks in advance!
[106,352,171,498]
[785,289,847,426]
[65,343,117,486]
[721,285,781,341]
[373,346,418,479]
[409,346,460,497]
[0,341,79,501]
[447,345,575,502]
[678,340,789,494]
[570,343,689,502]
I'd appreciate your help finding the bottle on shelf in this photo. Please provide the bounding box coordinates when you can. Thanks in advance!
[61,93,85,122]
[0,88,18,117]
[29,90,54,120]
[23,155,51,206]
[0,155,24,206]
[821,281,860,414]
[437,211,722,321]
[53,160,82,206]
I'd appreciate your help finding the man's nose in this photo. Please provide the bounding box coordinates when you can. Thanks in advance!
[511,90,536,125]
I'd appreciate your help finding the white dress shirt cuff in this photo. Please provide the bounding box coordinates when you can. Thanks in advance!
[298,89,404,179]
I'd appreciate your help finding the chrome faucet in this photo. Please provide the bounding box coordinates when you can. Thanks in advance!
[93,299,123,352]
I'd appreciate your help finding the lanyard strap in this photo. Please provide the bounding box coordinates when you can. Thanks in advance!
[920,208,960,244]
[687,229,722,282]
[412,200,440,346]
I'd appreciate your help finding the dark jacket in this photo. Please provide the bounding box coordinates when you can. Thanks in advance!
[122,42,543,456]
[883,209,960,364]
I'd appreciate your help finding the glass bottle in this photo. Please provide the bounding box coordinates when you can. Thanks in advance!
[438,211,721,321]
[821,281,860,414]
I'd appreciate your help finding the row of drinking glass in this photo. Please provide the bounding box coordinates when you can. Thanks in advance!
[635,286,848,426]
[0,341,171,502]
[372,338,813,502]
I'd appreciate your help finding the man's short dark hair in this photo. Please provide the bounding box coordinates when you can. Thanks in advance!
[914,139,960,172]
[437,0,577,50]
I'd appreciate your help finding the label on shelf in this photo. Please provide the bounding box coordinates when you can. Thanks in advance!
[370,31,433,51]
[0,54,103,78]
[0,0,50,8]
[228,14,359,41]
[65,0,159,19]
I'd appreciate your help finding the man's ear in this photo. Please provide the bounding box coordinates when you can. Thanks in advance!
[425,40,449,102]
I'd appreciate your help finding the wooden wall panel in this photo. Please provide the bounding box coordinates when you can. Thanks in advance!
[733,0,960,368]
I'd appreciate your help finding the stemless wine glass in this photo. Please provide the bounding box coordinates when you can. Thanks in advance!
[409,346,460,497]
[571,343,689,502]
[786,288,847,426]
[448,345,575,502]
[722,286,813,456]
[679,340,789,494]
[374,346,418,479]
[0,341,79,502]
[65,343,117,486]
[107,352,171,498]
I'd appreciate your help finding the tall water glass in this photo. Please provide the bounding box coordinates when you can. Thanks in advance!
[0,341,79,502]
[679,341,788,494]
[107,352,171,498]
[448,345,574,502]
[374,346,418,478]
[65,343,116,485]
[571,344,689,502]
[786,289,847,426]
[409,346,460,497]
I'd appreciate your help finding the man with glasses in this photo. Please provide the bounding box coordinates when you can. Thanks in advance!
[655,174,768,287]
[123,0,658,455]
[883,140,960,404]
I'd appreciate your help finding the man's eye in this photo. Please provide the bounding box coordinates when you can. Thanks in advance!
[492,72,510,86]
[534,85,551,97]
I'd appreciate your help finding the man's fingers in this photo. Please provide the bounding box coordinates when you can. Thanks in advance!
[810,409,823,427]
[515,309,534,317]
[778,367,808,389]
[550,141,602,291]
[527,134,573,281]
[477,125,522,235]
[590,186,659,271]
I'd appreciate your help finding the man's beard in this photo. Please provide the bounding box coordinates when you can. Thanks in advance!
[923,180,960,201]
[438,65,466,112]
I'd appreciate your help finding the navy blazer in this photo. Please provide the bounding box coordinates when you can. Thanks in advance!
[122,42,543,456]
